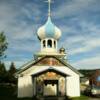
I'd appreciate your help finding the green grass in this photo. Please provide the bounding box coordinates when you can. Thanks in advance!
[0,85,35,100]
[0,97,33,100]
[71,95,89,100]
[0,85,98,100]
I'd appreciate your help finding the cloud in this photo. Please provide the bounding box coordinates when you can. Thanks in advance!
[0,0,100,70]
[58,19,100,55]
[4,59,29,69]
[68,37,100,55]
[0,0,41,67]
[53,0,100,19]
[72,56,100,69]
[0,0,41,31]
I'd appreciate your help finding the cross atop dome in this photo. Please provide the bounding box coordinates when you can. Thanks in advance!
[45,0,53,17]
[48,0,52,17]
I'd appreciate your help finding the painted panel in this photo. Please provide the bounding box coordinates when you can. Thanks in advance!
[59,77,65,96]
[36,57,63,66]
[44,84,57,96]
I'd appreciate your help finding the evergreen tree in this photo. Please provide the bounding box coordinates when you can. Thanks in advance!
[0,62,7,83]
[0,32,8,61]
[8,62,17,84]
[9,62,17,75]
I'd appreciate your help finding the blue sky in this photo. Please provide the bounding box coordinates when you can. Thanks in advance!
[0,0,100,69]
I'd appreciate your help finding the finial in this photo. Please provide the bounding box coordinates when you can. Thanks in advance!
[48,0,51,17]
[45,0,53,17]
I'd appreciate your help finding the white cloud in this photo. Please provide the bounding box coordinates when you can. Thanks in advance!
[5,59,29,69]
[53,0,98,19]
[68,37,100,55]
[72,56,100,69]
[0,0,100,70]
[59,19,100,55]
[0,0,41,36]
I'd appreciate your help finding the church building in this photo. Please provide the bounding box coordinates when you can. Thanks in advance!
[16,0,81,98]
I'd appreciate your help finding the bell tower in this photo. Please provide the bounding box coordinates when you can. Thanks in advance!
[36,0,66,58]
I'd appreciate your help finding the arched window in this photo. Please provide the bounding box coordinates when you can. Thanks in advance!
[43,40,46,47]
[54,41,56,48]
[47,39,52,48]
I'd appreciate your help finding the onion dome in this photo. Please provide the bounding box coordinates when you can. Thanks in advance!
[59,47,65,54]
[37,17,61,40]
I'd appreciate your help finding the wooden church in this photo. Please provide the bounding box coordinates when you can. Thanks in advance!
[15,0,81,98]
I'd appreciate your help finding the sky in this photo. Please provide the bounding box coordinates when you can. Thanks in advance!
[0,0,100,69]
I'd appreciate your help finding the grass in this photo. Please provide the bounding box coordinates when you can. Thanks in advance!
[0,85,99,100]
[0,84,35,100]
[0,96,91,100]
[70,95,90,100]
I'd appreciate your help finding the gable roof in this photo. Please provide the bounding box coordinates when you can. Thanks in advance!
[15,55,82,76]
[31,67,69,77]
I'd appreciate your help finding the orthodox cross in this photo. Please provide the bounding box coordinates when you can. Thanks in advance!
[45,0,54,17]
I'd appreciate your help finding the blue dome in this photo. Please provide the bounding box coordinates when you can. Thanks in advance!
[37,16,61,40]
[45,17,55,38]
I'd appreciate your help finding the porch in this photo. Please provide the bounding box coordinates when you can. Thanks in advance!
[32,68,68,97]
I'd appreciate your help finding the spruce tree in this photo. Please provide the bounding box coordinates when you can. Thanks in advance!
[0,32,8,61]
[0,62,7,83]
[9,62,17,75]
[8,62,17,84]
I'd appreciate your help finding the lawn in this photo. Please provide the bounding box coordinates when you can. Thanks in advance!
[0,85,99,100]
[0,96,92,100]
[70,95,90,100]
[0,84,35,100]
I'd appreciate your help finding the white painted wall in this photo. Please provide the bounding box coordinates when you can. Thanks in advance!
[18,66,80,97]
[52,66,80,97]
[18,76,33,98]
[53,66,80,97]
[66,75,80,97]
